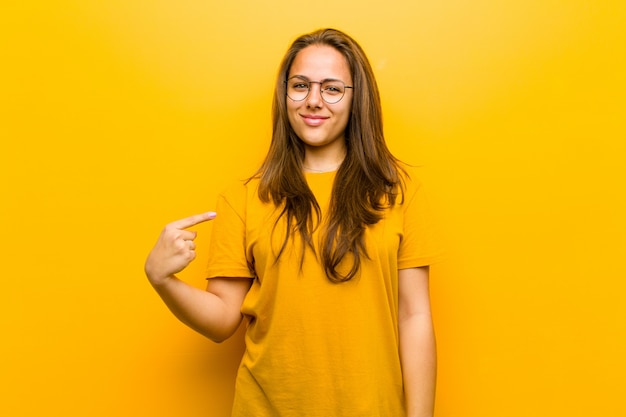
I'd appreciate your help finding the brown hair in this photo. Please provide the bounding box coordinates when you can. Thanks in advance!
[251,28,405,282]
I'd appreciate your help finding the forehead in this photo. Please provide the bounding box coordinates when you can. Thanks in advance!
[289,45,351,81]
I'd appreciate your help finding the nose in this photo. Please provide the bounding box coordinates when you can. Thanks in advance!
[306,81,324,107]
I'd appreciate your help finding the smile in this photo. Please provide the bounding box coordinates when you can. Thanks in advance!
[301,114,329,126]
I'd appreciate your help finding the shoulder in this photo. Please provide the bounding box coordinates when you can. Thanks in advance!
[215,176,261,216]
[397,163,425,201]
[219,176,259,200]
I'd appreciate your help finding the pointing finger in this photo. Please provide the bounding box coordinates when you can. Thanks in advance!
[170,212,217,230]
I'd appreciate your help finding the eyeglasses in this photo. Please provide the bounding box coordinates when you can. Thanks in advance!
[285,76,353,104]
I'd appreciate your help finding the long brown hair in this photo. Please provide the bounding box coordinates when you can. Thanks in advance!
[251,28,405,282]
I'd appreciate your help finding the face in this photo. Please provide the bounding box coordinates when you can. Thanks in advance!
[286,45,353,159]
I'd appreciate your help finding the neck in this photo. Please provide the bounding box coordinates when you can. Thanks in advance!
[302,163,342,173]
[303,146,346,173]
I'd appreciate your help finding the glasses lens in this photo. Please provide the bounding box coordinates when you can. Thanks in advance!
[286,77,310,101]
[320,80,345,104]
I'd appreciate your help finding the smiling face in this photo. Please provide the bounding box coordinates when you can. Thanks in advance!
[286,45,353,165]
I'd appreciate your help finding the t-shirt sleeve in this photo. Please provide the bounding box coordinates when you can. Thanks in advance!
[397,172,445,269]
[205,182,256,279]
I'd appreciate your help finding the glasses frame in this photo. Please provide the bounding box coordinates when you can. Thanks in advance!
[284,76,353,104]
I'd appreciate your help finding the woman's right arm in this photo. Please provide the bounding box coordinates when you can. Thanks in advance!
[144,212,252,343]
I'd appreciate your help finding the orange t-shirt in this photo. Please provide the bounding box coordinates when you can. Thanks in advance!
[206,167,442,417]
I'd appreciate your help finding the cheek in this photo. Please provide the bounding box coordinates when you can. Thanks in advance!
[337,108,352,130]
[286,99,299,115]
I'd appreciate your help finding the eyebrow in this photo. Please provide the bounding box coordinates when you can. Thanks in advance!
[289,75,346,83]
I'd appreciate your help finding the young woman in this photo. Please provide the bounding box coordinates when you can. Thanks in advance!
[145,28,441,417]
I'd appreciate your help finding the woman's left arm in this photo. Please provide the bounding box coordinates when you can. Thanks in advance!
[398,266,437,417]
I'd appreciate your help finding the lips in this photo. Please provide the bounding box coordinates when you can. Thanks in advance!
[301,114,328,127]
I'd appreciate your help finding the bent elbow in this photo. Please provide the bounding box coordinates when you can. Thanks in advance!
[204,319,243,344]
[209,332,231,344]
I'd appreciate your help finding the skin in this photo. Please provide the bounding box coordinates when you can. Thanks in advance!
[145,44,435,417]
[399,266,437,417]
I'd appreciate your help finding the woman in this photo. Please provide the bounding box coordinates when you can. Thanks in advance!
[145,28,441,417]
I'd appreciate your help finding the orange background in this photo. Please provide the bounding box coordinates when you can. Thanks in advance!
[2,1,625,416]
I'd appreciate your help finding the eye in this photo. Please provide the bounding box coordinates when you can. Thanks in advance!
[288,77,310,91]
[322,82,343,95]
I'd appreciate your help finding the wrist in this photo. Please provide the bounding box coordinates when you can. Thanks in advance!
[144,264,175,287]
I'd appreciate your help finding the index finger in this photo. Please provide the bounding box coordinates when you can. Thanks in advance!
[170,212,217,230]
